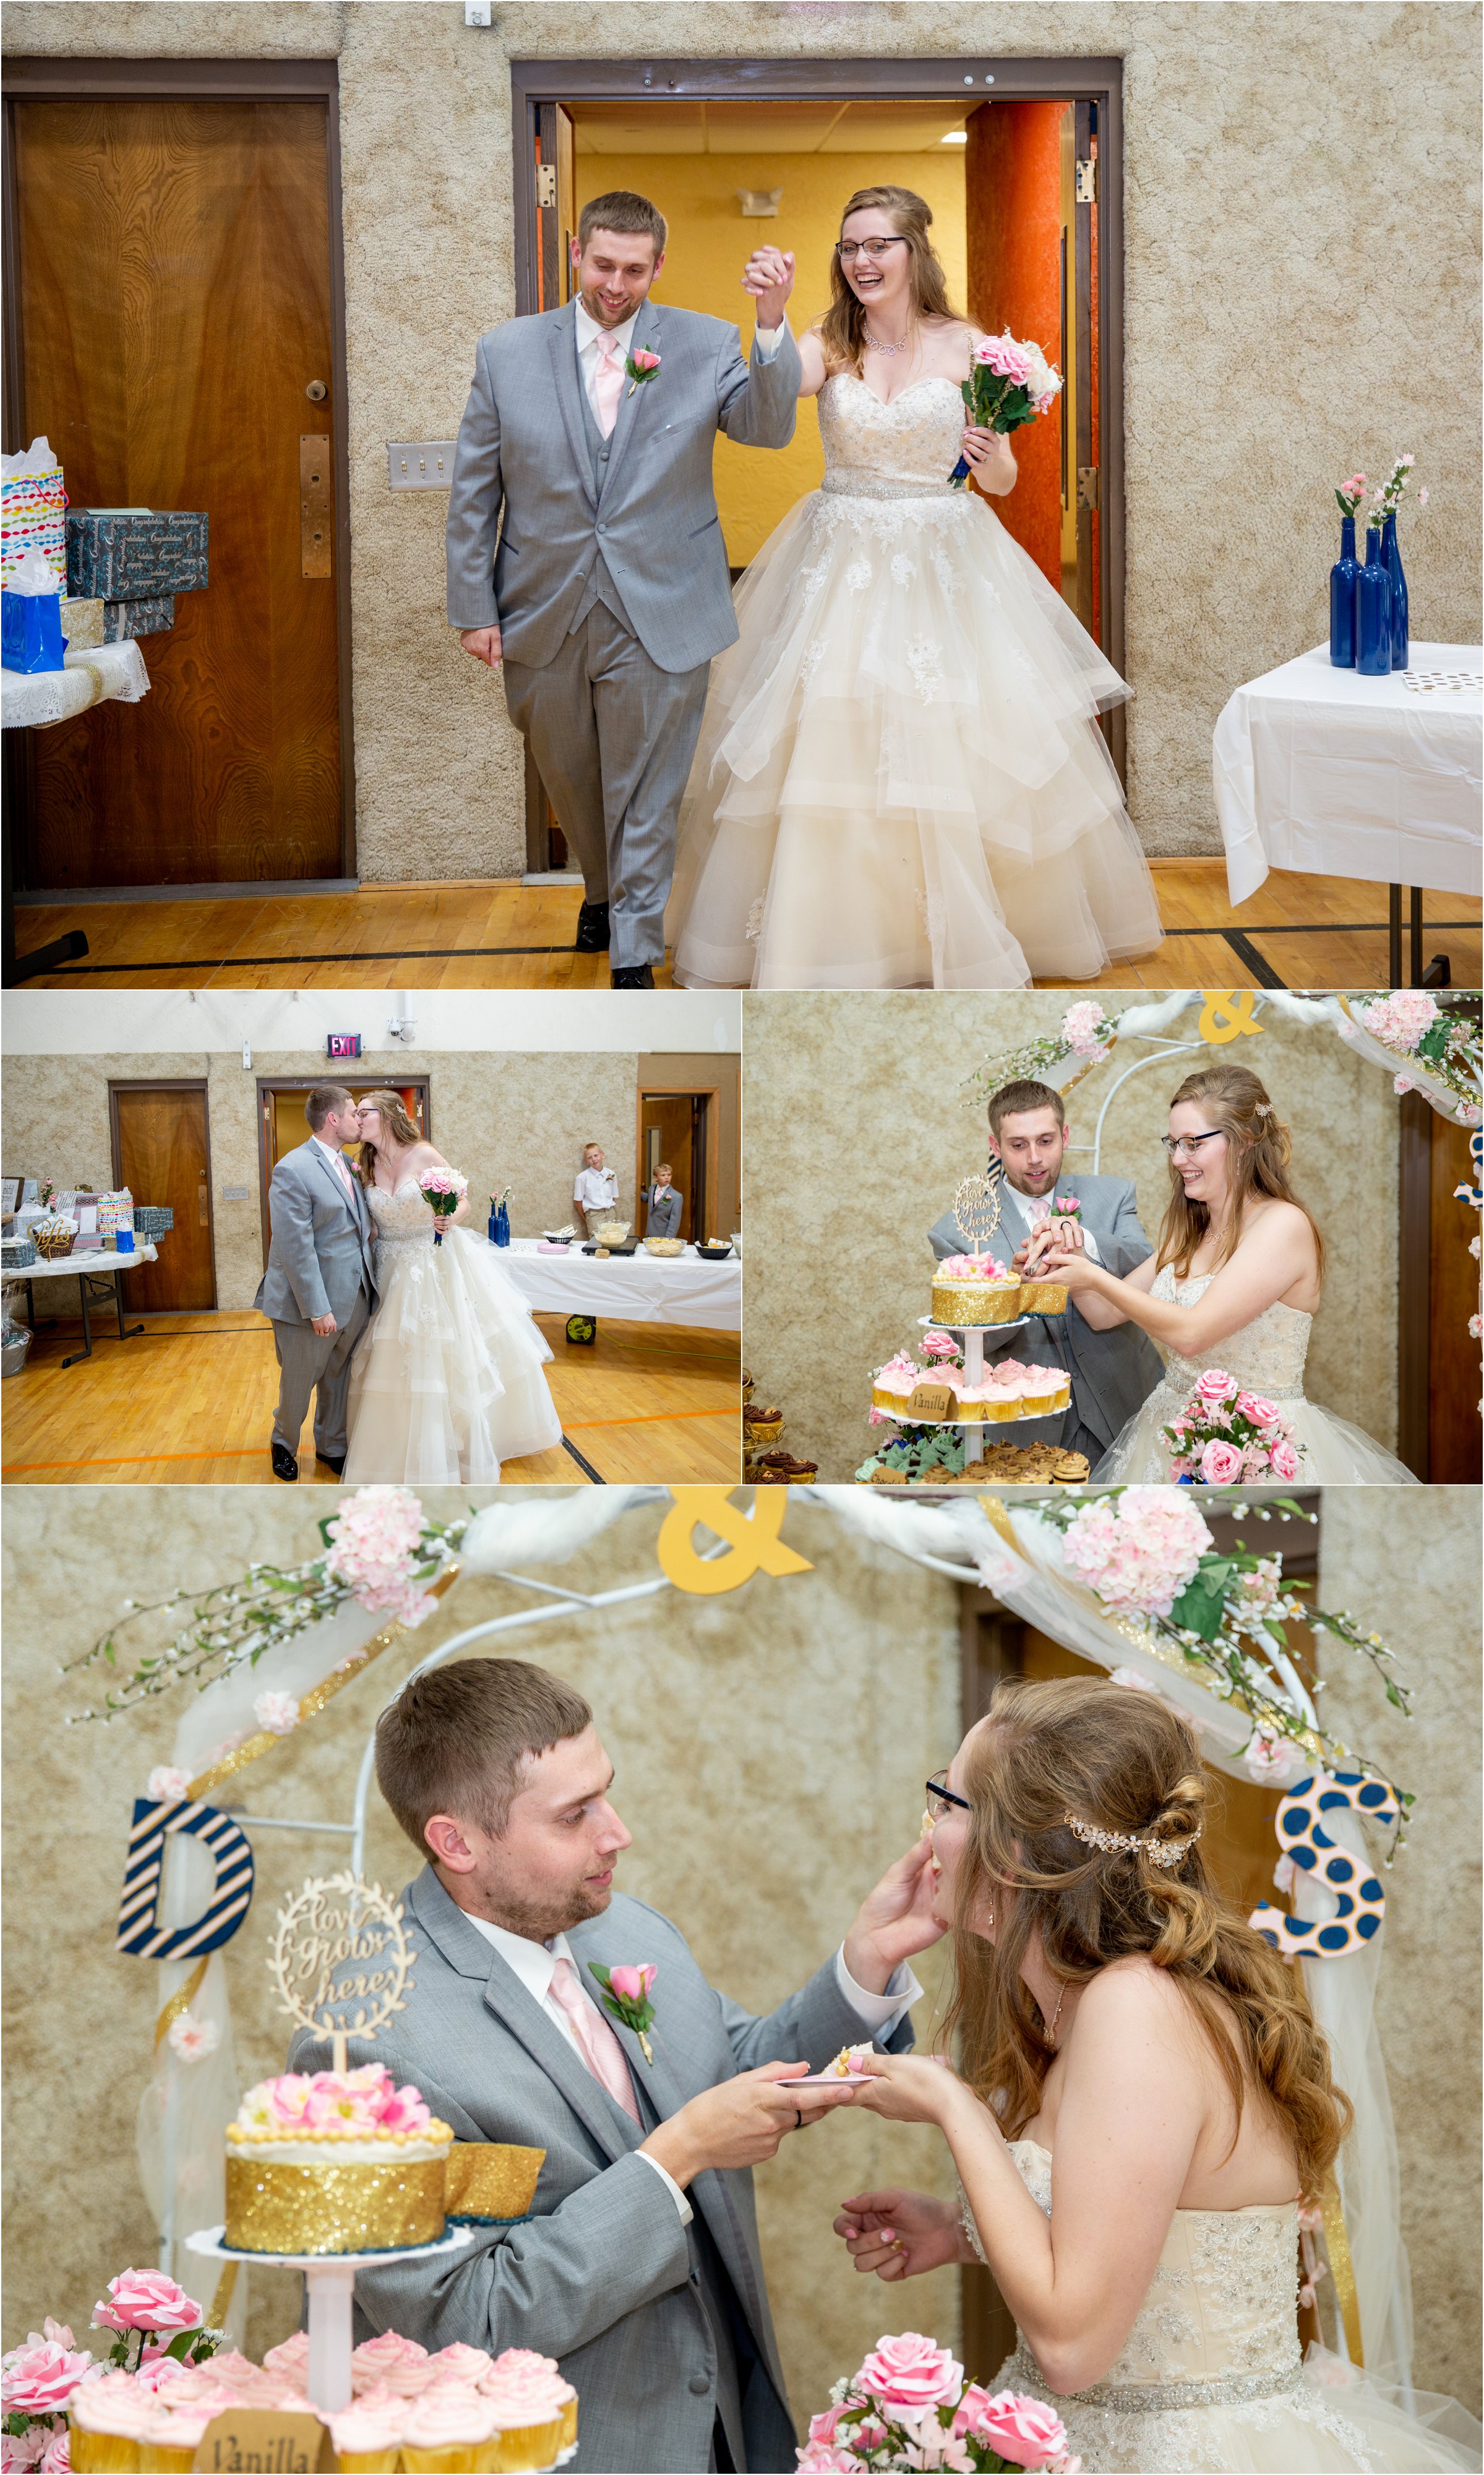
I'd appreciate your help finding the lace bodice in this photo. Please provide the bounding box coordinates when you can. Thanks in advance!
[366,1175,437,1246]
[817,372,969,496]
[1147,1265,1313,1402]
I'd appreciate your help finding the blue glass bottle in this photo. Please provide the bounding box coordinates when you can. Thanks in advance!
[1355,528,1391,676]
[1329,515,1359,666]
[489,1197,510,1246]
[1381,510,1409,669]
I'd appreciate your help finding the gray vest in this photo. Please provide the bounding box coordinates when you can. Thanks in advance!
[568,358,636,637]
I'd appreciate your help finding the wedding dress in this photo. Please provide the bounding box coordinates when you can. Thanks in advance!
[1092,1267,1419,1484]
[968,2140,1481,2473]
[342,1181,563,1482]
[666,371,1163,988]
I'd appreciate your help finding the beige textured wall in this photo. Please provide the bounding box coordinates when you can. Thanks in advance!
[742,992,1401,1476]
[0,1489,961,2422]
[4,2,1477,869]
[1318,1489,1483,2414]
[3,1050,641,1309]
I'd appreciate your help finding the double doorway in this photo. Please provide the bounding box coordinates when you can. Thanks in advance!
[513,52,1126,872]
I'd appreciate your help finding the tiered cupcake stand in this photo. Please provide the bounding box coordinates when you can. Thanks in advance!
[894,1312,1069,1455]
[187,2223,476,2413]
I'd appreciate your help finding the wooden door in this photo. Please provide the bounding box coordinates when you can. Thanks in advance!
[13,97,343,888]
[1428,1111,1482,1480]
[111,1084,215,1311]
[640,1094,706,1241]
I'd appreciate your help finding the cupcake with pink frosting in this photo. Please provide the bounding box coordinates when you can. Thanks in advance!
[68,2369,160,2471]
[397,2381,502,2471]
[483,2359,576,2468]
[140,2394,230,2471]
[426,2342,497,2386]
[320,2383,408,2472]
[351,2330,433,2396]
[263,2330,311,2385]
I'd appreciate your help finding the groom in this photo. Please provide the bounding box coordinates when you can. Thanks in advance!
[288,1657,939,2471]
[929,1077,1163,1468]
[446,190,802,987]
[254,1085,377,1483]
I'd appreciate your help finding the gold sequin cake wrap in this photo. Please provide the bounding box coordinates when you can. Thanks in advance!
[444,2140,546,2221]
[929,1275,1022,1327]
[1019,1280,1068,1315]
[225,2154,446,2255]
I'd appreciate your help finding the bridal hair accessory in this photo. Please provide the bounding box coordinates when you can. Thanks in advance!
[1065,1812,1202,1867]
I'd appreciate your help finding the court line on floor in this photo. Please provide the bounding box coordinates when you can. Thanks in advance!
[559,1436,607,1483]
[1,1400,737,1474]
[28,945,579,975]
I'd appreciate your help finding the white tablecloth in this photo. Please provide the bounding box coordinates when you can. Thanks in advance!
[500,1238,741,1332]
[1212,640,1483,905]
[2,1242,158,1285]
[1,638,150,730]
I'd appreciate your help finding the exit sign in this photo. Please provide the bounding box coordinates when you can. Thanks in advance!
[327,1033,362,1059]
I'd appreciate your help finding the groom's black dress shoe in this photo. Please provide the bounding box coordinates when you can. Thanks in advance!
[271,1443,299,1482]
[574,900,611,953]
[317,1450,346,1475]
[610,963,656,989]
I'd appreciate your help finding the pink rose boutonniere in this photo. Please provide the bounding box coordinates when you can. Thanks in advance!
[590,1962,658,2061]
[625,348,661,399]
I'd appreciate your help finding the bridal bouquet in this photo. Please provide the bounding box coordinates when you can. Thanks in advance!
[949,333,1063,488]
[799,2334,1079,2472]
[418,1164,468,1246]
[1161,1371,1303,1486]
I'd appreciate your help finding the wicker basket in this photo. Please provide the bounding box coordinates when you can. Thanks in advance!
[32,1220,76,1260]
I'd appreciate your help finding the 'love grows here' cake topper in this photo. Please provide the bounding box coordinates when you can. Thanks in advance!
[953,1168,1004,1260]
[268,1871,414,2074]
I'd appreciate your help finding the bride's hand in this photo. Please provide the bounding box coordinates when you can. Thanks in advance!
[845,2050,959,2126]
[1037,1244,1099,1291]
[833,2187,967,2281]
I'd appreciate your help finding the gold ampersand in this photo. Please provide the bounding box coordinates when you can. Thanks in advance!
[1198,990,1264,1044]
[657,1487,814,1595]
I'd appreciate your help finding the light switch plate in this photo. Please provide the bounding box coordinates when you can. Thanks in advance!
[220,1185,252,1202]
[387,442,459,491]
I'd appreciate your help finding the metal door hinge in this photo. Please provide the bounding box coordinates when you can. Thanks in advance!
[300,436,332,577]
[1077,465,1100,510]
[1074,157,1097,204]
[536,164,557,209]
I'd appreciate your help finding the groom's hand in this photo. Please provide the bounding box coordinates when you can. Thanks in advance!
[640,2062,854,2187]
[741,245,796,329]
[460,625,502,667]
[843,1838,943,1994]
[311,1311,337,1336]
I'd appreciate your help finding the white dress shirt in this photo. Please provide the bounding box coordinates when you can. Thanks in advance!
[998,1178,1102,1265]
[573,294,786,420]
[463,1911,920,2229]
[574,1164,621,1214]
[311,1132,357,1196]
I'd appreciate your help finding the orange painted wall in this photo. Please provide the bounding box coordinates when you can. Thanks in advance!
[964,100,1065,590]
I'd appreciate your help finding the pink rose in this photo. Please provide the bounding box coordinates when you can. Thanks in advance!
[607,1965,657,2004]
[131,2354,189,2397]
[1,2337,95,2417]
[808,2408,846,2445]
[975,333,1032,385]
[377,2082,433,2135]
[630,348,661,374]
[37,2438,71,2475]
[857,2332,962,2414]
[921,1330,961,1360]
[960,2389,1071,2469]
[1269,1439,1301,1481]
[1193,1369,1238,1404]
[1199,1439,1242,1486]
[91,2272,202,2337]
[796,2447,862,2473]
[1235,1393,1282,1427]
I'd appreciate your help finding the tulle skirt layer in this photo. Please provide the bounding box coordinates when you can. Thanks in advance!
[992,2346,1483,2473]
[666,484,1164,989]
[1093,1378,1421,1484]
[344,1226,562,1483]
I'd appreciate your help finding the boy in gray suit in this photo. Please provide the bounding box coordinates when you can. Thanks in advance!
[644,1163,684,1239]
[447,191,802,987]
[253,1085,377,1483]
[929,1077,1163,1466]
[291,1658,939,2472]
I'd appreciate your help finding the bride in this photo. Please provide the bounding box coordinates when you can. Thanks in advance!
[341,1090,563,1483]
[832,1677,1481,2473]
[1029,1061,1418,1483]
[666,184,1164,990]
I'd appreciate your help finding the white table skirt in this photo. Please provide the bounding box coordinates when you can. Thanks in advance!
[1212,640,1483,906]
[500,1238,741,1332]
[1,638,151,730]
[2,1242,159,1285]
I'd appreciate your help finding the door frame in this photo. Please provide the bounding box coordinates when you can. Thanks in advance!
[1,57,358,885]
[510,53,1127,864]
[107,1075,217,1310]
[255,1074,433,1266]
[636,1073,723,1243]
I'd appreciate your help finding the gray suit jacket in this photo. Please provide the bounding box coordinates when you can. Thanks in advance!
[254,1140,377,1326]
[288,1869,912,2473]
[929,1172,1164,1453]
[445,298,801,673]
[645,1183,684,1239]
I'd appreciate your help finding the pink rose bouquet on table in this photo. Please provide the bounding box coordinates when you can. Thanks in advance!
[1160,1372,1304,1486]
[3,2283,226,2465]
[799,2336,1080,2471]
[949,332,1063,487]
[418,1164,467,1246]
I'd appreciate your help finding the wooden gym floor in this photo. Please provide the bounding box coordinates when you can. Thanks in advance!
[0,1310,741,1486]
[12,866,1481,990]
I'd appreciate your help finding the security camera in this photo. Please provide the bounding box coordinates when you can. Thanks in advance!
[386,1016,418,1045]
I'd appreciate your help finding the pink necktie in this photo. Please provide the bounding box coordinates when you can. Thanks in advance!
[549,1955,641,2124]
[331,1149,356,1201]
[1026,1196,1052,1225]
[593,334,625,439]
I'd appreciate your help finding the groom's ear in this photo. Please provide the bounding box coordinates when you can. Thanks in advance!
[425,1812,479,1874]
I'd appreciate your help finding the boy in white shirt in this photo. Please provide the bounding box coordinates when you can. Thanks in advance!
[573,1143,621,1237]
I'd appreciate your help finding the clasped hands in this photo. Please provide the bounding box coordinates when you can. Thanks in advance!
[1018,1220,1100,1293]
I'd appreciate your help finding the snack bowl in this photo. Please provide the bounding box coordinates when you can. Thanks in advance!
[591,1220,630,1245]
[644,1237,685,1255]
[695,1241,733,1260]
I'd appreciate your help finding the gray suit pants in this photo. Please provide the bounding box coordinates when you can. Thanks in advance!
[269,1284,371,1461]
[504,602,710,970]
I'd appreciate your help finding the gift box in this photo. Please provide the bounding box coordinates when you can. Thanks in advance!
[103,594,174,641]
[1,585,67,673]
[132,1205,174,1237]
[61,596,105,649]
[66,509,208,599]
[1,1236,37,1270]
[1,438,67,590]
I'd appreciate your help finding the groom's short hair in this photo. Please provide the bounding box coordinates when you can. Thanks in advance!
[988,1078,1066,1138]
[306,1083,354,1130]
[375,1657,593,1852]
[577,190,668,256]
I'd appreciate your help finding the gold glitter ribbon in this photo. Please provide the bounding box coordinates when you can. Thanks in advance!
[225,2156,445,2256]
[207,2261,239,2329]
[978,1497,1026,1552]
[186,1565,461,1801]
[153,1953,208,2051]
[444,2141,546,2222]
[1322,2176,1365,2367]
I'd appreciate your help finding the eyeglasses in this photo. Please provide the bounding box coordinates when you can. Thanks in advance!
[925,1770,972,1821]
[1160,1132,1224,1160]
[836,238,907,262]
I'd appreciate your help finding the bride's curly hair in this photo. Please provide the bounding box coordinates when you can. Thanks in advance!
[351,1088,424,1187]
[817,186,963,374]
[943,1676,1352,2206]
[1157,1061,1326,1282]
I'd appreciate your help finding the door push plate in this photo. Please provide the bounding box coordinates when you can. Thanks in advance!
[300,434,333,577]
[1075,157,1097,204]
[535,163,557,209]
[1077,465,1100,511]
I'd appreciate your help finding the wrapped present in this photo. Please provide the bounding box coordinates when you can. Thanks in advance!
[1,437,67,590]
[1,1236,38,1270]
[66,509,208,599]
[96,1191,134,1234]
[1,546,67,674]
[61,596,105,649]
[131,1204,174,1237]
[103,594,174,640]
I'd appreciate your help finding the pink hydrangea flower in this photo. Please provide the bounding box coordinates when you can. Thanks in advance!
[92,2272,202,2337]
[1361,991,1438,1052]
[1062,1487,1211,1617]
[857,2333,963,2414]
[1060,999,1109,1057]
[324,1486,437,1629]
[145,1766,191,1802]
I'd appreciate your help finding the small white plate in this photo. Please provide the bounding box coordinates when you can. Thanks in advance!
[791,2070,875,2088]
[917,1313,1031,1336]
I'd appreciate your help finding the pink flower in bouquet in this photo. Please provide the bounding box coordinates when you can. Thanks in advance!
[1062,1488,1211,1618]
[252,1689,299,1736]
[921,1330,961,1361]
[1,2432,48,2473]
[1243,1728,1306,1784]
[377,2081,433,2135]
[975,332,1032,385]
[796,2446,863,2471]
[324,1485,437,1627]
[959,2390,1071,2469]
[1060,1000,1109,1058]
[1,2335,95,2417]
[36,2438,71,2475]
[807,2408,847,2445]
[1394,1075,1414,1096]
[166,2010,219,2065]
[1235,1393,1282,1427]
[1199,1438,1243,1486]
[92,2272,202,2338]
[131,2354,189,2396]
[608,1963,657,2004]
[857,2332,963,2414]
[1361,991,1438,1051]
[1193,1369,1238,1405]
[1235,1557,1282,1621]
[1269,1439,1301,1481]
[145,1765,191,1802]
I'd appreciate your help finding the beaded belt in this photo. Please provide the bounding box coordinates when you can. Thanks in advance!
[820,471,960,501]
[374,1230,434,1249]
[1154,1370,1306,1403]
[1005,2338,1306,2415]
